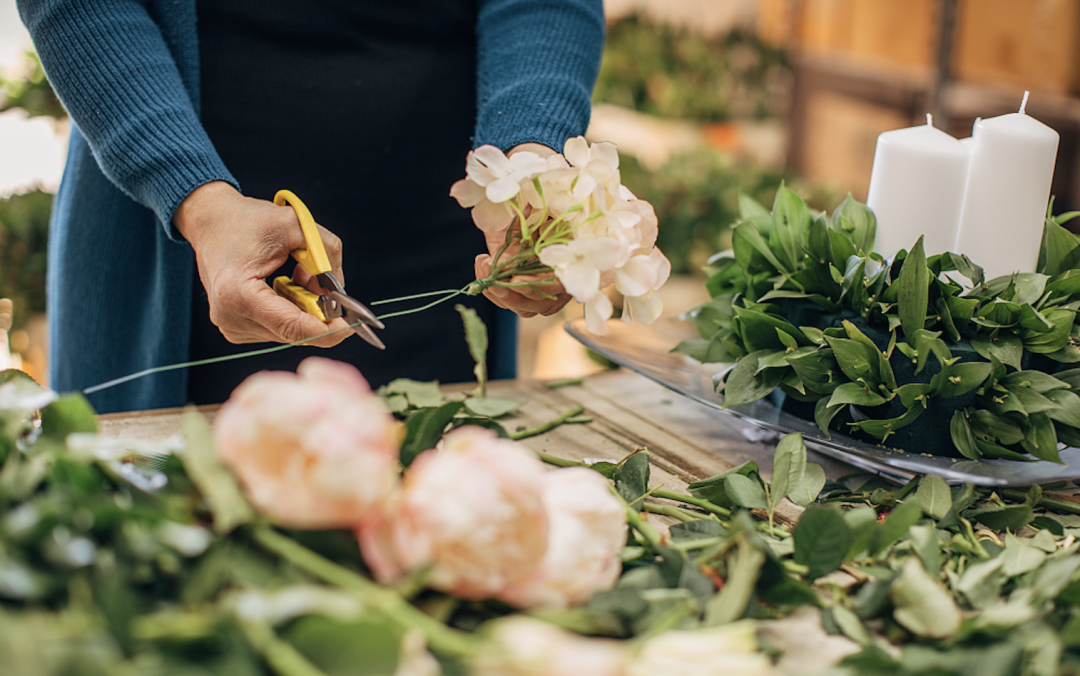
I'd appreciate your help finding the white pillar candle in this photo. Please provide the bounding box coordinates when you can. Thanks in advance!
[953,93,1059,280]
[866,115,971,260]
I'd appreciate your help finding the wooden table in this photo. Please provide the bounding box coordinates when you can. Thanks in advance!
[98,368,864,526]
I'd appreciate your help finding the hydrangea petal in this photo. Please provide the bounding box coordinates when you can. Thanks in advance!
[584,293,613,335]
[485,175,522,204]
[473,144,511,173]
[471,199,513,233]
[615,255,658,298]
[450,178,485,208]
[563,136,590,167]
[559,262,601,302]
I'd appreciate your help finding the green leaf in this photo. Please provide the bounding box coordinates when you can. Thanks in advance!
[1022,308,1075,354]
[462,397,522,418]
[848,404,923,441]
[869,499,921,557]
[826,337,881,391]
[785,348,841,395]
[947,252,985,287]
[400,402,463,466]
[950,409,982,460]
[792,506,850,580]
[1039,218,1080,277]
[1045,269,1080,296]
[39,393,98,441]
[890,557,962,639]
[966,504,1034,530]
[788,463,827,507]
[1045,388,1080,427]
[814,396,847,438]
[844,506,879,560]
[724,473,768,510]
[828,382,888,407]
[936,362,993,400]
[703,535,766,626]
[970,333,1024,371]
[379,378,446,409]
[969,409,1025,445]
[897,236,929,344]
[738,191,770,219]
[1019,412,1063,463]
[734,306,809,352]
[916,475,952,520]
[1020,304,1055,333]
[733,221,787,274]
[833,193,877,255]
[770,433,807,511]
[770,184,812,270]
[456,304,489,396]
[688,461,760,506]
[615,452,651,509]
[1000,533,1047,577]
[179,407,254,534]
[722,349,785,407]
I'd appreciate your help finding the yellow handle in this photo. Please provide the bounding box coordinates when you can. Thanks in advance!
[274,189,332,275]
[273,276,328,322]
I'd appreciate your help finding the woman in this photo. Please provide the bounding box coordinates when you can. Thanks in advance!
[18,0,603,413]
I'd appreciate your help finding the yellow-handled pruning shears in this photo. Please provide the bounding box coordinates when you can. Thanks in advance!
[271,190,386,350]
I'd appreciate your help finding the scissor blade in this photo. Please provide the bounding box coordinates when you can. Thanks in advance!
[332,292,385,330]
[352,321,386,350]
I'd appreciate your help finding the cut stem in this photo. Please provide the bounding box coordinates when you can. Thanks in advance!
[510,405,586,441]
[251,527,478,658]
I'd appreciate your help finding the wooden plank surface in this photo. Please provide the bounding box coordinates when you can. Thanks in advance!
[98,368,862,526]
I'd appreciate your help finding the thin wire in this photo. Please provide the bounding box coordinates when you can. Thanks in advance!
[81,281,484,396]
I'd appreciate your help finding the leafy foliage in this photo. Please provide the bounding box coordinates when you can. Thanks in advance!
[593,16,787,122]
[678,188,1080,460]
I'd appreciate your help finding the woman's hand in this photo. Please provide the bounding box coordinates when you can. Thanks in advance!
[473,143,573,318]
[173,181,352,346]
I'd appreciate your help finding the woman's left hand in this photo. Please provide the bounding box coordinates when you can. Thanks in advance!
[473,143,573,317]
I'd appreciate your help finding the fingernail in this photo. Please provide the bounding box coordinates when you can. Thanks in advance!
[489,287,509,300]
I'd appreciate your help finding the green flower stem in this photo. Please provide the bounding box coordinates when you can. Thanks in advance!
[643,502,702,523]
[510,406,586,441]
[665,535,727,552]
[624,501,665,552]
[251,527,478,659]
[237,617,329,676]
[651,489,732,518]
[1002,488,1080,516]
[533,451,584,468]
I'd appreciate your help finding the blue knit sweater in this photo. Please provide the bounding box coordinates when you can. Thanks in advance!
[18,0,604,413]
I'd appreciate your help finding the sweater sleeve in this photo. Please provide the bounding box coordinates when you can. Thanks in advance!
[474,0,604,152]
[17,0,238,238]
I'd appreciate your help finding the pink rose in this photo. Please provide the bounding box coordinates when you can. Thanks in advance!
[214,357,399,529]
[498,467,626,609]
[356,426,548,600]
[470,616,628,676]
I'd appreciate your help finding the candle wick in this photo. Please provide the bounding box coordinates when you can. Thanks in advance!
[1020,90,1030,115]
[926,113,933,127]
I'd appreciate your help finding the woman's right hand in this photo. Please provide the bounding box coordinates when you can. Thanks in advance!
[173,181,352,347]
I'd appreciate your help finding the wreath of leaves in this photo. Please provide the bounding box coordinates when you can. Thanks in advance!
[677,186,1080,462]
